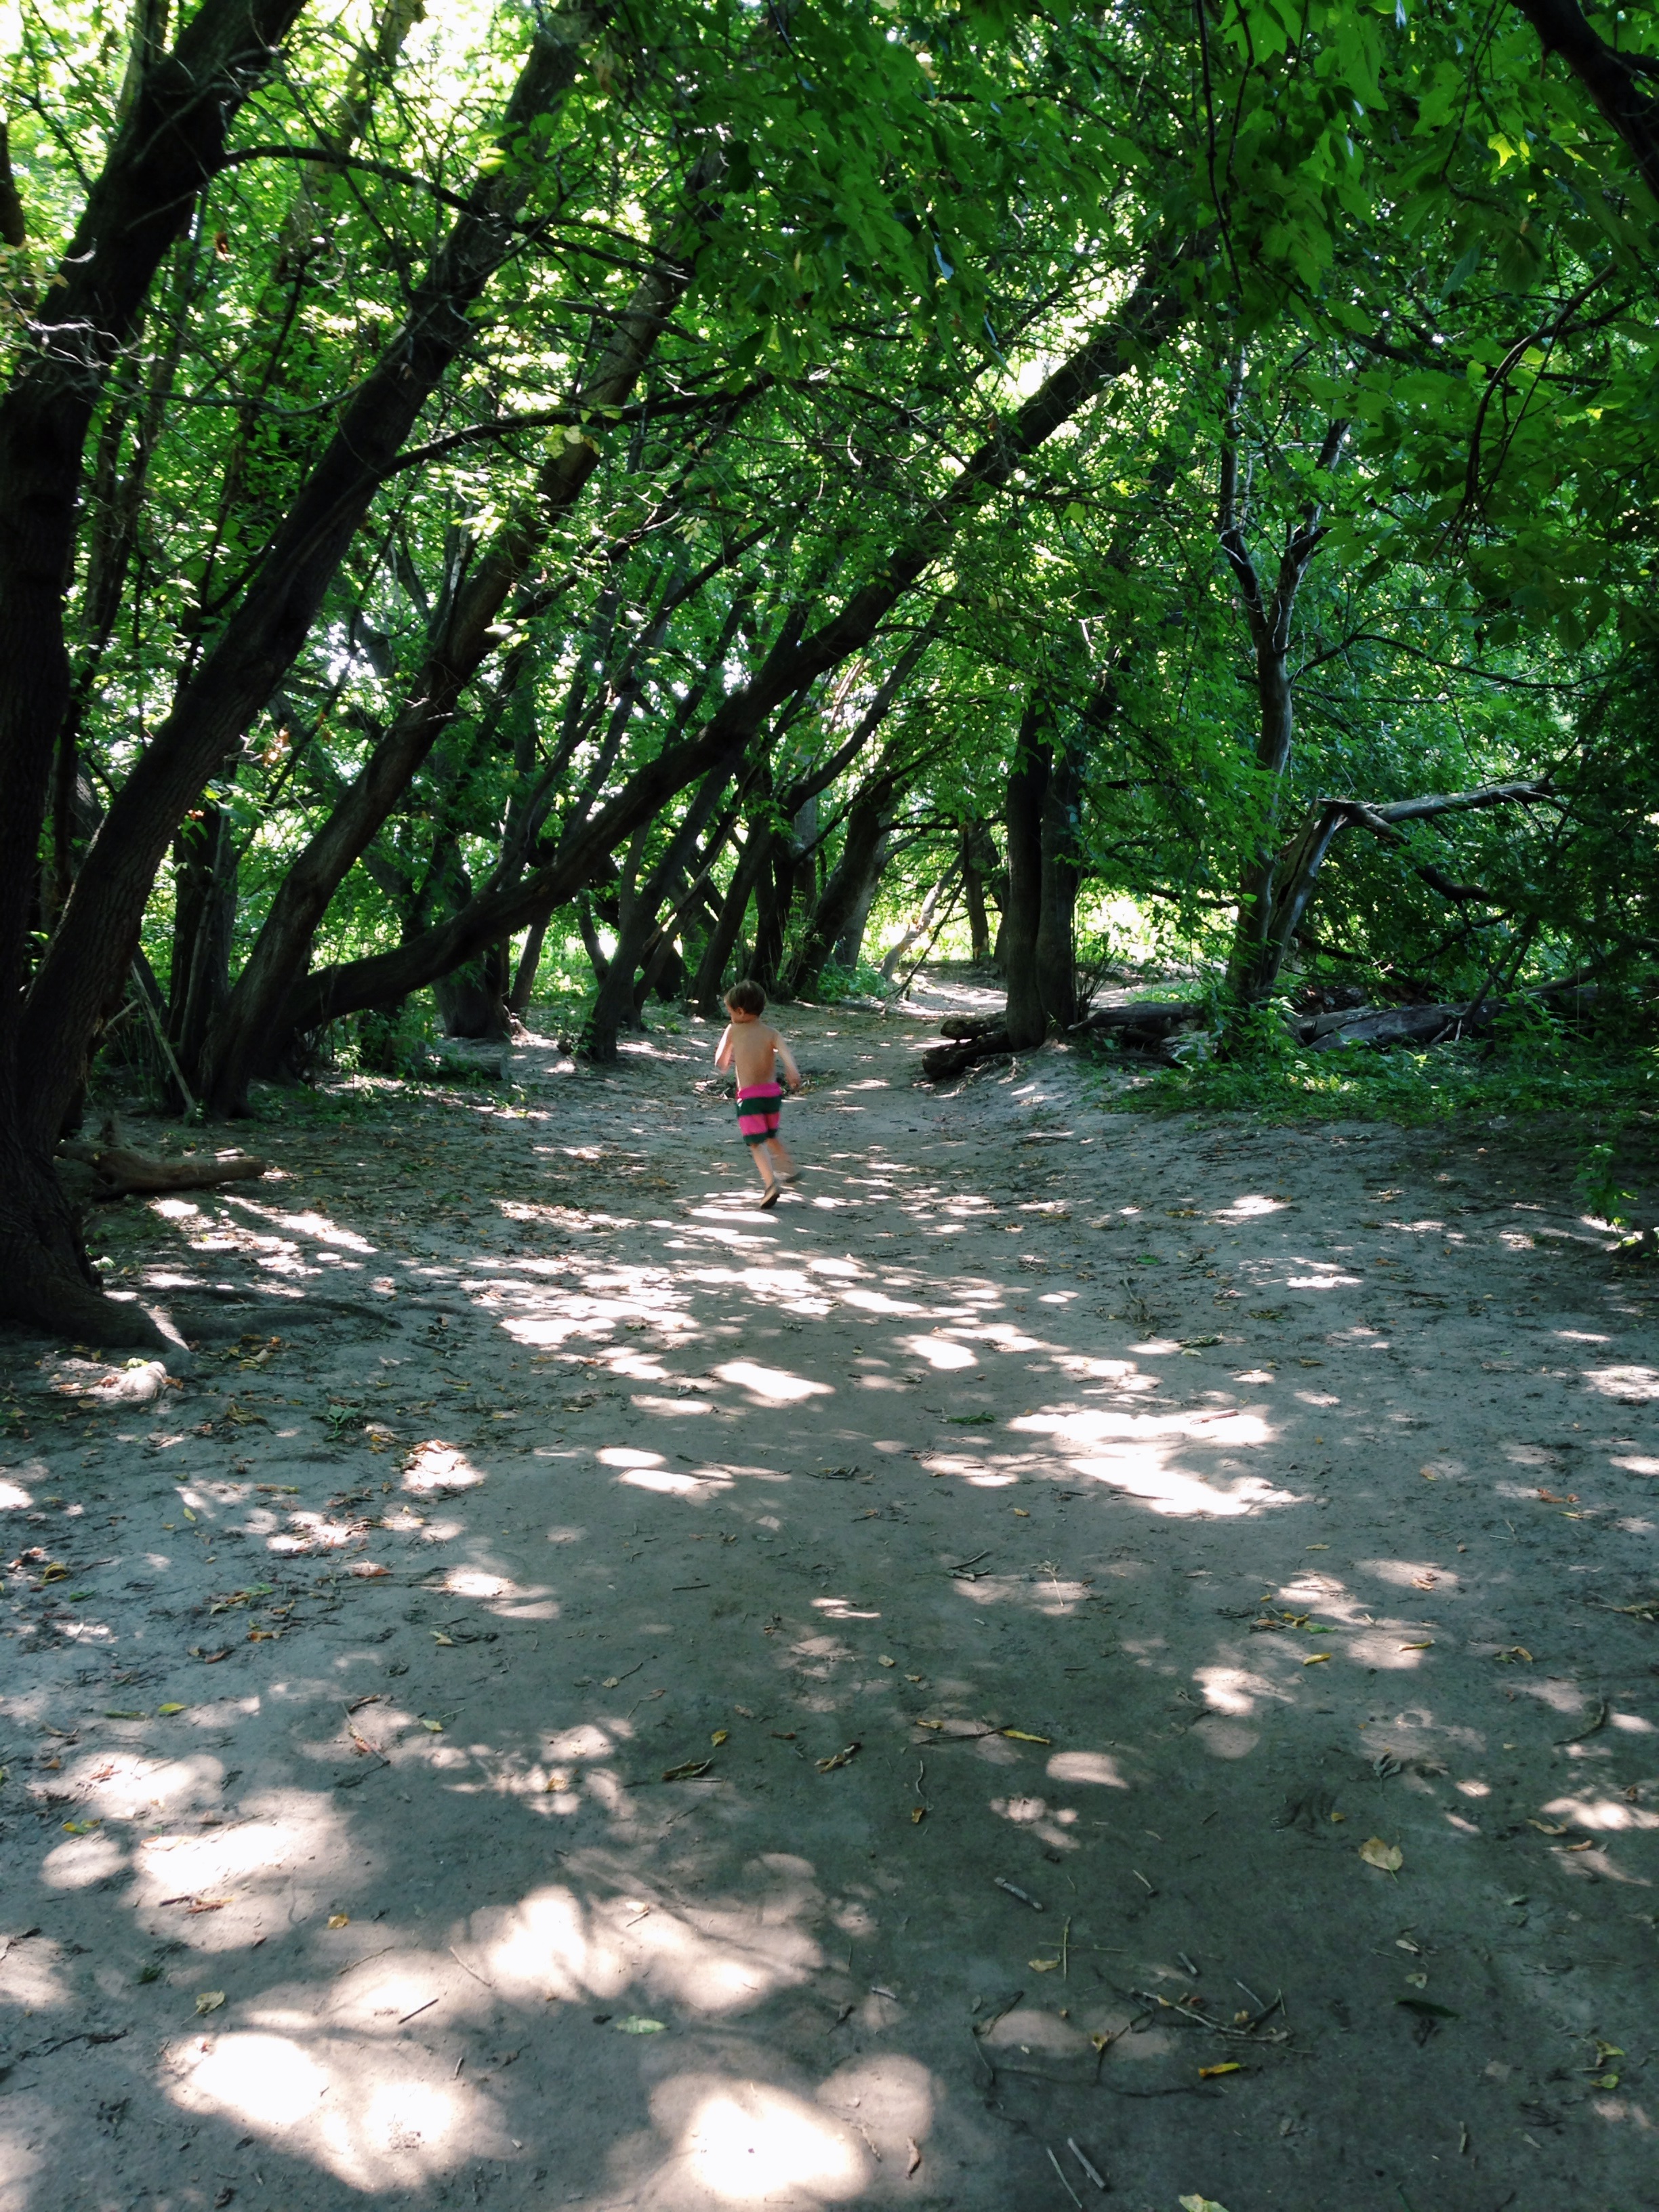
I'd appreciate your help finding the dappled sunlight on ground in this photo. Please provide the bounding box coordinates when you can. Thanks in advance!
[7,999,1659,2207]
[647,2074,871,2205]
[170,2028,497,2190]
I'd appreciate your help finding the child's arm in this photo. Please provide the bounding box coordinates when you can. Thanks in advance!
[714,1023,735,1070]
[775,1033,802,1089]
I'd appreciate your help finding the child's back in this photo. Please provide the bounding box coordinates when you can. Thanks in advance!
[726,1019,781,1089]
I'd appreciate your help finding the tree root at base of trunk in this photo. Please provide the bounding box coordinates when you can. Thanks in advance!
[0,1259,186,1359]
[922,1027,1017,1080]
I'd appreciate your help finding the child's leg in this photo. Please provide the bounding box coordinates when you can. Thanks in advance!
[765,1134,796,1183]
[747,1141,777,1191]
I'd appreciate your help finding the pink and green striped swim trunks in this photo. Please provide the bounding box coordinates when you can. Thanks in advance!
[736,1081,785,1146]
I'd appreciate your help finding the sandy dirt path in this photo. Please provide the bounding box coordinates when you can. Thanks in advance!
[2,983,1657,2212]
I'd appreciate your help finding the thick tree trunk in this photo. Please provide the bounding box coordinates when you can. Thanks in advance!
[0,0,308,1345]
[0,1124,164,1347]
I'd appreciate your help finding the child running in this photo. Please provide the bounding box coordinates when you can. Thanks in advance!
[714,980,801,1208]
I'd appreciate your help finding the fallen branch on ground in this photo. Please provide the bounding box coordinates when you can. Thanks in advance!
[58,1144,270,1199]
[1068,1001,1206,1039]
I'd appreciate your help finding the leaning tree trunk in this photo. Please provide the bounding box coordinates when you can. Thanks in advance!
[0,0,310,1349]
[786,782,893,999]
[585,764,730,1061]
[1237,777,1557,1005]
[693,826,774,1013]
[22,22,598,1147]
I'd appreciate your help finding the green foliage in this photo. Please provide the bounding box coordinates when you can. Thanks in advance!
[1576,1139,1637,1231]
[13,0,1659,1126]
[810,958,890,1004]
[336,1001,438,1080]
[1110,1003,1659,1143]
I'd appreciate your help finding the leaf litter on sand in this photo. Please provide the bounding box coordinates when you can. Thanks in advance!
[1359,1837,1404,1873]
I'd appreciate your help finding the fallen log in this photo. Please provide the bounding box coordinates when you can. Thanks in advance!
[1301,1004,1473,1050]
[937,1015,1007,1041]
[58,1143,270,1198]
[1298,981,1601,1052]
[1070,1000,1206,1038]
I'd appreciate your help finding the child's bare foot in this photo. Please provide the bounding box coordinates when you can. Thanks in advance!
[759,1184,779,1210]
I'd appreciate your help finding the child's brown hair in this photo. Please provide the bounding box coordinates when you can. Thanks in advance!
[724,979,766,1017]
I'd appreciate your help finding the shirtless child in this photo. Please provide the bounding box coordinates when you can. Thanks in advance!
[714,981,801,1208]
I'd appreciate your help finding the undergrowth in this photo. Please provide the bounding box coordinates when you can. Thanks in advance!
[1099,998,1659,1156]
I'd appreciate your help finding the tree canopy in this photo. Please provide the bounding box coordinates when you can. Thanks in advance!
[4,0,1659,1342]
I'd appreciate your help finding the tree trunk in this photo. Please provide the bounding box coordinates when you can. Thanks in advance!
[0,1122,164,1347]
[585,766,733,1059]
[962,823,995,964]
[1226,645,1297,1000]
[691,829,773,1014]
[22,22,597,1146]
[1216,367,1347,1006]
[1035,745,1083,1029]
[746,844,791,995]
[168,797,239,1086]
[434,943,510,1041]
[0,0,309,1348]
[508,910,554,1018]
[1002,702,1049,1048]
[577,894,611,987]
[787,784,892,998]
[832,841,886,974]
